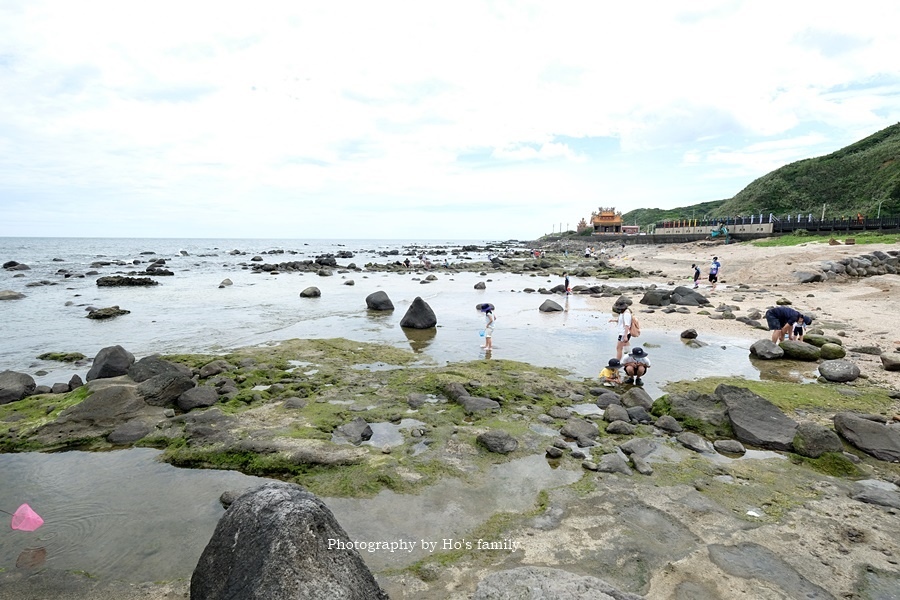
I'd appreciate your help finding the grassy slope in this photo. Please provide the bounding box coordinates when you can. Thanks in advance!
[619,123,900,229]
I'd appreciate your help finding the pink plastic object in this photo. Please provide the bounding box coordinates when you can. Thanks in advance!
[10,504,44,532]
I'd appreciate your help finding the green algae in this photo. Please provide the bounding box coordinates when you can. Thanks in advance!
[662,377,897,416]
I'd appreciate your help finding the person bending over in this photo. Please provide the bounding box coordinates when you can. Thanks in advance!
[765,306,811,343]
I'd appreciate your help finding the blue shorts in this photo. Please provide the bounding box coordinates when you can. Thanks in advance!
[765,311,783,331]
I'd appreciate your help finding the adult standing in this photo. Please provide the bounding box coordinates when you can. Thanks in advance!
[609,304,633,360]
[765,306,811,343]
[708,256,721,290]
[563,272,571,295]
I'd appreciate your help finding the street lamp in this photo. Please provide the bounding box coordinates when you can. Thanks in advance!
[877,198,885,219]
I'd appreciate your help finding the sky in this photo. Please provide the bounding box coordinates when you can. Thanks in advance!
[1,1,899,240]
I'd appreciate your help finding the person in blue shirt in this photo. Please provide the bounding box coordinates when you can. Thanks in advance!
[708,257,721,290]
[765,306,811,343]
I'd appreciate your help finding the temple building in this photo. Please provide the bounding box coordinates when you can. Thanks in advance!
[590,207,624,234]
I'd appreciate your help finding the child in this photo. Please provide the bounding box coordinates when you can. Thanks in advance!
[480,304,495,350]
[791,314,807,341]
[691,264,700,289]
[563,272,571,295]
[622,347,651,386]
[598,358,622,386]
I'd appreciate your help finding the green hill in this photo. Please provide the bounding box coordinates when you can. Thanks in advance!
[623,123,900,228]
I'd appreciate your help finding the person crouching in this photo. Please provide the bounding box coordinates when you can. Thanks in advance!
[623,347,650,386]
[598,358,623,386]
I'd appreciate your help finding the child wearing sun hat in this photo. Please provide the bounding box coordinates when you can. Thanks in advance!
[622,346,651,386]
[598,358,623,386]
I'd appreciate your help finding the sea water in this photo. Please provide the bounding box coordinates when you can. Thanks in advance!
[0,237,762,398]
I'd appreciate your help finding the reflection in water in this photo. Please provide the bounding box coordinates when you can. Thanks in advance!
[402,326,436,353]
[749,357,818,383]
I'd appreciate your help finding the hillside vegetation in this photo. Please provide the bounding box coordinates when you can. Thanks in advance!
[622,123,900,228]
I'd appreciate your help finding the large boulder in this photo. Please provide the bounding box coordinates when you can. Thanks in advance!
[716,385,797,451]
[792,422,843,458]
[818,360,860,383]
[619,387,654,411]
[0,290,26,300]
[191,481,388,600]
[86,345,135,381]
[365,291,394,311]
[0,370,36,404]
[539,299,564,312]
[834,413,900,462]
[399,296,437,329]
[670,286,710,306]
[476,430,519,454]
[880,352,900,371]
[639,289,671,307]
[819,343,846,360]
[128,355,192,383]
[299,286,321,298]
[749,340,784,360]
[138,372,196,407]
[778,340,821,361]
[177,386,220,412]
[657,390,730,437]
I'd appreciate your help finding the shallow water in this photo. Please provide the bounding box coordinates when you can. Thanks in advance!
[0,449,580,579]
[0,237,771,400]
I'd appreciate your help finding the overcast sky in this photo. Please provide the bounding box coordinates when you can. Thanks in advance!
[1,1,898,240]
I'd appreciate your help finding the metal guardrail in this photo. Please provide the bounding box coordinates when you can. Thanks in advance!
[654,215,900,233]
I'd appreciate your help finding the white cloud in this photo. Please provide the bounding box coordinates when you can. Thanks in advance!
[1,0,899,238]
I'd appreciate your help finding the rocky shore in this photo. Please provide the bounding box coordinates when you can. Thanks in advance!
[2,238,900,599]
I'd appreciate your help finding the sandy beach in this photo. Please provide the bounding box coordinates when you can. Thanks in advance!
[603,238,900,392]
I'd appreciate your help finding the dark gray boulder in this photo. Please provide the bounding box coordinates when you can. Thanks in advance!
[477,430,519,454]
[560,417,600,443]
[68,374,84,390]
[670,286,710,306]
[50,382,70,394]
[792,422,843,458]
[299,286,321,298]
[191,481,388,600]
[639,289,671,307]
[677,432,716,454]
[539,299,564,312]
[833,413,900,462]
[365,291,394,311]
[603,404,629,423]
[620,387,653,411]
[400,296,437,329]
[626,406,652,423]
[86,306,131,320]
[818,360,860,383]
[850,479,900,509]
[597,453,633,475]
[96,275,158,287]
[716,384,797,451]
[334,417,373,444]
[128,355,192,383]
[457,395,500,414]
[654,415,683,433]
[86,345,135,381]
[199,359,233,379]
[0,290,26,300]
[177,386,220,411]
[138,372,196,407]
[107,421,153,444]
[0,370,36,404]
[594,391,621,408]
[749,340,784,360]
[713,439,746,455]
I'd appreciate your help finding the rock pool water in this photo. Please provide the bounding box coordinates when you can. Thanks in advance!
[0,449,580,580]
